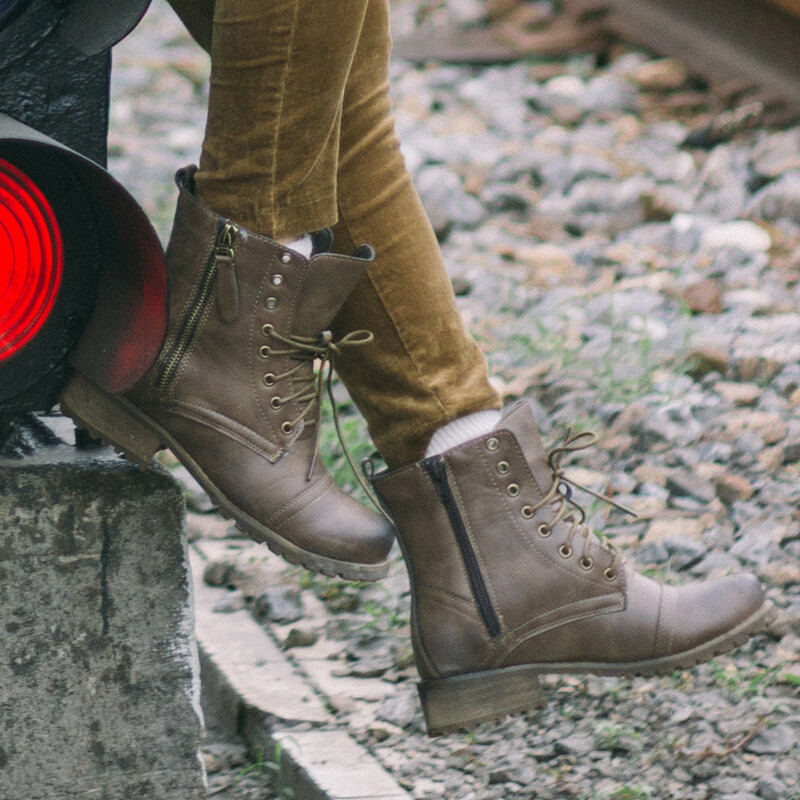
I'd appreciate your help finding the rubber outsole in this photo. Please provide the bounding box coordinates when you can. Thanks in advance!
[60,373,390,582]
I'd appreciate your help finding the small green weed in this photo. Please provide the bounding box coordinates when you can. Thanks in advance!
[237,742,295,799]
[318,390,385,507]
[608,786,652,800]
[710,660,786,698]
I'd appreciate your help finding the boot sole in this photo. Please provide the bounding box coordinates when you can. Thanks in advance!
[60,373,390,582]
[418,600,777,736]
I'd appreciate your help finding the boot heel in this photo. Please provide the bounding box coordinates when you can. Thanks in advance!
[418,665,546,736]
[60,374,162,464]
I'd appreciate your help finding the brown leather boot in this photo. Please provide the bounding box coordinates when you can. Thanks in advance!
[372,400,776,735]
[61,166,393,581]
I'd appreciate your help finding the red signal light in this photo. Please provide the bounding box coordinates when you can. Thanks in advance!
[0,156,63,363]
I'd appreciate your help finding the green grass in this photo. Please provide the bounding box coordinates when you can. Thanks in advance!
[318,389,385,509]
[607,787,652,800]
[709,660,788,698]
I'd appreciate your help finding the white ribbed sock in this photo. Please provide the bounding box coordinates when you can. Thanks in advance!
[281,233,314,258]
[424,410,502,458]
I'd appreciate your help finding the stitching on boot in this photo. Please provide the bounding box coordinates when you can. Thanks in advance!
[162,401,284,462]
[266,475,337,528]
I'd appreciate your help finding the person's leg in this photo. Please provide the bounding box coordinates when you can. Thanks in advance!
[193,0,371,239]
[328,0,502,469]
[168,0,502,468]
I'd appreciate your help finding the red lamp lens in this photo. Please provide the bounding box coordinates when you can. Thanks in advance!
[0,157,63,362]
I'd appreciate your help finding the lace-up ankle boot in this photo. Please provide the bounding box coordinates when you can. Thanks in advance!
[372,400,776,734]
[61,166,393,580]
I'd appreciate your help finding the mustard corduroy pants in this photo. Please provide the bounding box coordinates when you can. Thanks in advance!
[166,0,500,468]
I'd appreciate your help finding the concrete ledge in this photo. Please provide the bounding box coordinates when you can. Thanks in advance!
[0,442,205,800]
[191,544,411,800]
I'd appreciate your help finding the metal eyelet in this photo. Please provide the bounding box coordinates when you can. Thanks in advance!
[266,297,278,310]
[263,373,276,386]
[604,568,617,581]
[580,557,594,571]
[506,483,520,497]
[259,345,271,358]
[280,252,292,264]
[497,461,510,474]
[262,323,274,336]
[559,544,573,558]
[486,437,499,451]
[537,523,551,538]
[521,505,534,519]
[281,421,294,435]
[270,396,282,409]
[272,274,284,286]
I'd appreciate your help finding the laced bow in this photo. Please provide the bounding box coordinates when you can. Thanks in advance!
[528,429,636,576]
[261,324,391,518]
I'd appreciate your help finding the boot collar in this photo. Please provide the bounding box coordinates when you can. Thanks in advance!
[498,400,553,496]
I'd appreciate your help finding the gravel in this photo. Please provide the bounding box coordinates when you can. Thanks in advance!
[112,2,800,799]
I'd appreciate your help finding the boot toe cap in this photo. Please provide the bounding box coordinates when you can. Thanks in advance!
[660,572,767,656]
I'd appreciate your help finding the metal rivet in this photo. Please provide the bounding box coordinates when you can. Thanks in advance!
[281,421,293,434]
[559,544,573,559]
[506,483,520,497]
[270,396,282,409]
[263,373,276,386]
[272,274,284,286]
[259,345,271,358]
[580,557,594,571]
[537,523,551,538]
[497,461,510,474]
[280,252,292,264]
[486,437,499,451]
[604,568,617,581]
[266,297,278,310]
[521,505,534,519]
[262,323,273,336]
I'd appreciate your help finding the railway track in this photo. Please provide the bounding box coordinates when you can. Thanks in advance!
[393,0,800,124]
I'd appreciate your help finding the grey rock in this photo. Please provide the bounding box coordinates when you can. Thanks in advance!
[733,430,766,456]
[782,441,800,463]
[663,536,707,570]
[719,794,760,800]
[415,165,487,236]
[748,170,800,224]
[637,539,669,565]
[253,587,304,624]
[694,146,751,219]
[690,550,741,577]
[752,129,800,178]
[554,733,594,757]
[204,558,238,587]
[746,724,797,755]
[756,774,789,800]
[282,627,319,649]
[666,468,716,503]
[579,75,639,113]
[212,589,246,613]
[378,690,420,729]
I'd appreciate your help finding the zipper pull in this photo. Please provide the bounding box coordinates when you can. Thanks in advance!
[425,456,450,500]
[215,222,239,323]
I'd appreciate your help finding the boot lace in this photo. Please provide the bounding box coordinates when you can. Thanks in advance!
[527,429,636,579]
[260,324,392,519]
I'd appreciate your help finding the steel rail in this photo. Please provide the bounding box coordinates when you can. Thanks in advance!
[394,0,800,119]
[598,0,800,115]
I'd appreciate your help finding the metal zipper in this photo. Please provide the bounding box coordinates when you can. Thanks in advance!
[424,456,502,638]
[156,220,238,393]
